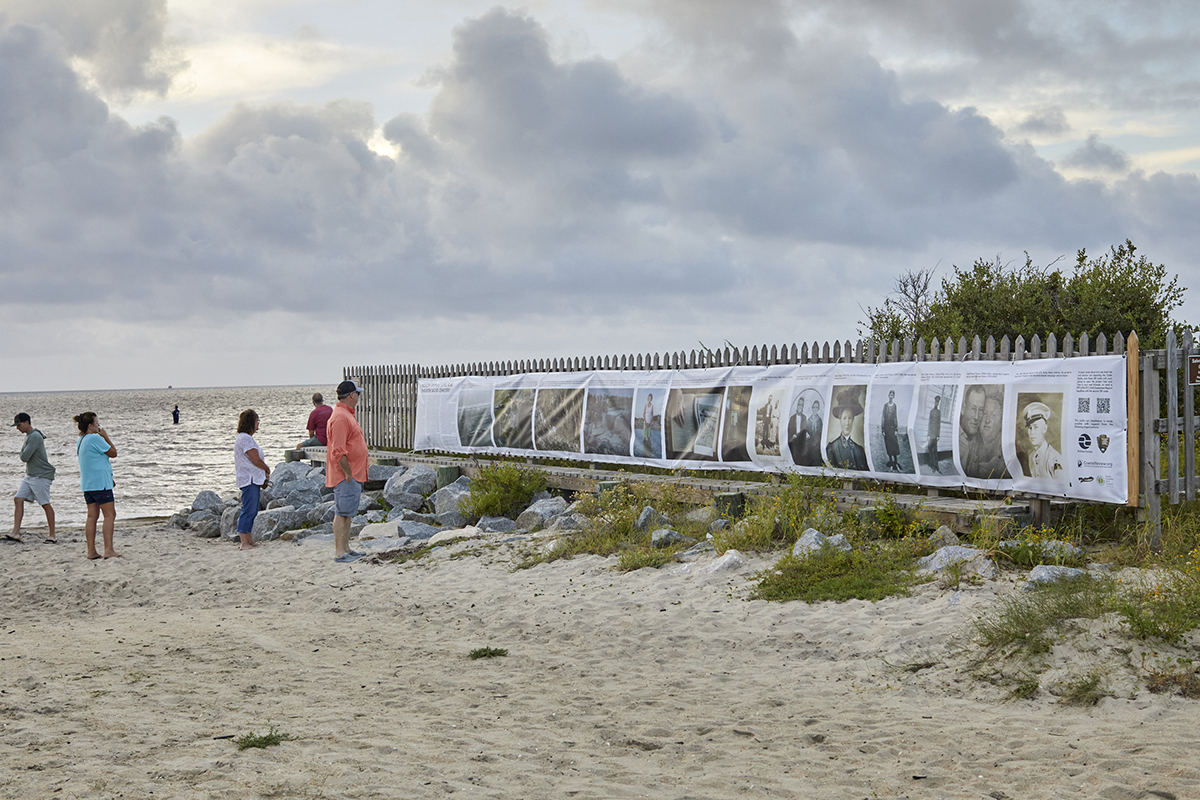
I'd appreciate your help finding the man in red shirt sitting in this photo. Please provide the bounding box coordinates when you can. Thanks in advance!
[296,392,333,449]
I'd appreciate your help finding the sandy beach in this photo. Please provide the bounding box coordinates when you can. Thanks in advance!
[0,521,1196,799]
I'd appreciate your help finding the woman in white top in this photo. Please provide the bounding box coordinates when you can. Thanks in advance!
[233,409,271,550]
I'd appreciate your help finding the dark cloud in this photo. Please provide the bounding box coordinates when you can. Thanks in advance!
[1,5,1199,391]
[0,0,186,97]
[1061,134,1131,172]
[1016,108,1071,136]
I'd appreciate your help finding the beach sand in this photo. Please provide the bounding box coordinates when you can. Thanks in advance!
[0,521,1196,799]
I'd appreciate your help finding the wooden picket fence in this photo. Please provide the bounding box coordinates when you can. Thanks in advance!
[343,329,1200,546]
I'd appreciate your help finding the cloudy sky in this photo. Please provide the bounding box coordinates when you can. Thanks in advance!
[2,0,1198,392]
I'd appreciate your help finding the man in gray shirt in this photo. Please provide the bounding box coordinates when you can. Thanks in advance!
[10,413,56,543]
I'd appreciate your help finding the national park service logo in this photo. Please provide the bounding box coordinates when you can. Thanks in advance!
[1098,434,1110,453]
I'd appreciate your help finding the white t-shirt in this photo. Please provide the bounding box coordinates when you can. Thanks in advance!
[234,432,266,489]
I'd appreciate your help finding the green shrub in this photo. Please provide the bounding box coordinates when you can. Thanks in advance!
[1110,570,1200,643]
[715,474,843,553]
[517,479,701,570]
[992,529,1086,569]
[469,646,508,659]
[235,727,294,751]
[461,462,548,520]
[751,539,925,603]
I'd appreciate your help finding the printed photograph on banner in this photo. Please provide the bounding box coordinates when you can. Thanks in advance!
[721,386,753,462]
[867,384,914,474]
[584,387,634,457]
[916,384,958,476]
[665,387,724,461]
[1016,391,1067,482]
[787,387,827,467]
[492,389,535,450]
[456,384,495,448]
[632,389,663,459]
[750,387,788,458]
[534,388,585,452]
[826,385,869,471]
[958,384,1011,481]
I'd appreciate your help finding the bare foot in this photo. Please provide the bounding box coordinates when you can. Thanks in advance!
[103,551,123,559]
[239,542,258,550]
[87,552,102,560]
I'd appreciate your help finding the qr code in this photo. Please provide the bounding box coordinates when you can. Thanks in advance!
[1097,397,1110,414]
[1077,397,1091,414]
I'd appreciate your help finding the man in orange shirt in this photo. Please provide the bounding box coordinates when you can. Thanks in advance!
[325,380,369,562]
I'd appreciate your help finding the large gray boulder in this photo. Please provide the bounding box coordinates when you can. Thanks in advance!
[187,508,218,528]
[549,513,586,531]
[284,483,323,510]
[189,510,221,538]
[291,521,333,541]
[263,462,312,501]
[928,525,960,549]
[386,492,426,512]
[307,500,336,525]
[792,529,851,558]
[478,515,517,533]
[397,520,442,540]
[383,465,437,507]
[636,506,669,532]
[369,464,405,482]
[220,506,239,539]
[429,476,472,528]
[1024,565,1087,590]
[651,529,693,548]
[250,506,309,542]
[918,546,998,581]
[191,491,225,514]
[515,496,568,532]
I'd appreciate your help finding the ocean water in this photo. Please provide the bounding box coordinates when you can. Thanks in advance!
[1,385,327,529]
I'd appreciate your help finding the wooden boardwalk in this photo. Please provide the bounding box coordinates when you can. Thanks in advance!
[290,447,1036,534]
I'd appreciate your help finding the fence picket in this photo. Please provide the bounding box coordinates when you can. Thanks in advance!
[1167,330,1180,503]
[1186,330,1196,502]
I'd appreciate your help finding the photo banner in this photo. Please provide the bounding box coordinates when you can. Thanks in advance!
[414,356,1128,503]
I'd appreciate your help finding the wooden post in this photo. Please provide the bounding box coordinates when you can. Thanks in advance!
[1030,497,1052,528]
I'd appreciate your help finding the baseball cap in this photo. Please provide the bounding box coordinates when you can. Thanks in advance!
[10,413,31,427]
[336,380,364,398]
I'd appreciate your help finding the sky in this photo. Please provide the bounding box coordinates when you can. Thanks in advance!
[1,0,1199,392]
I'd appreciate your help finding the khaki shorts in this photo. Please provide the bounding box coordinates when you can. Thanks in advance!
[15,476,52,507]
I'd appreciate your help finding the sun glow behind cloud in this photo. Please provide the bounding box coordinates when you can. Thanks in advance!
[1,0,1200,392]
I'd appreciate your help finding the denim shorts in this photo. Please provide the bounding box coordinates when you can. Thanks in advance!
[332,478,362,517]
[83,489,115,506]
[16,476,52,506]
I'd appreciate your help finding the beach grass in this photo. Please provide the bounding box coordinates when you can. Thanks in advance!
[751,540,930,603]
[517,479,703,571]
[469,646,508,659]
[235,727,295,751]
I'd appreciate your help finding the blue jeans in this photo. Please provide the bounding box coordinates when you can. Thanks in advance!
[238,483,261,534]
